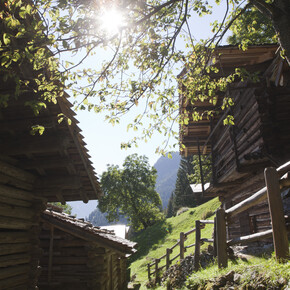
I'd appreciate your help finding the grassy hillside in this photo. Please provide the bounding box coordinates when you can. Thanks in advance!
[129,197,290,290]
[129,198,220,288]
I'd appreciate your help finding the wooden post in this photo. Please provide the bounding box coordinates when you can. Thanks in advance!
[180,232,185,260]
[166,248,172,270]
[213,217,217,257]
[147,264,151,281]
[155,259,160,284]
[194,220,201,271]
[48,225,54,283]
[264,167,289,262]
[197,138,205,195]
[216,209,228,268]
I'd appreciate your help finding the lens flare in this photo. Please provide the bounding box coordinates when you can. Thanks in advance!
[98,8,125,35]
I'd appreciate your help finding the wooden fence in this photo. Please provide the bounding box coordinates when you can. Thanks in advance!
[216,161,290,268]
[147,219,214,283]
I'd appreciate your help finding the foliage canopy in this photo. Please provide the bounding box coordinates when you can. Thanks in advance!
[1,0,289,150]
[99,154,164,231]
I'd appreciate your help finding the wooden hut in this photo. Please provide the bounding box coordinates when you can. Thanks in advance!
[0,86,102,289]
[38,206,136,290]
[180,44,290,239]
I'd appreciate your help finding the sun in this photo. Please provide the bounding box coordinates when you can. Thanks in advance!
[98,8,125,35]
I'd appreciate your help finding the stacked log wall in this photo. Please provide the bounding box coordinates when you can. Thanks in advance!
[223,171,272,240]
[38,225,127,290]
[211,85,265,183]
[0,159,45,290]
[258,87,290,162]
[213,85,290,238]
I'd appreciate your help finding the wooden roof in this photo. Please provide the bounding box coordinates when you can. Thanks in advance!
[0,91,102,203]
[179,44,282,156]
[42,208,137,256]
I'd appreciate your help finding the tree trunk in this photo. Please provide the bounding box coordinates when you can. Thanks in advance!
[272,0,290,65]
[253,0,290,65]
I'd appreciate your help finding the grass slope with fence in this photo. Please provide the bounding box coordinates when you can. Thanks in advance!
[129,197,220,288]
[129,196,290,289]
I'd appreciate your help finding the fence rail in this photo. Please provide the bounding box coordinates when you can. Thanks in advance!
[147,161,290,285]
[216,161,290,268]
[147,219,214,282]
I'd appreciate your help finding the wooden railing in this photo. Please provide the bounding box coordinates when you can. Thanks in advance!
[216,161,290,268]
[147,219,214,283]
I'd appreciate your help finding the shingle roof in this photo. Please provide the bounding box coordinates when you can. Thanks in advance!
[42,207,137,256]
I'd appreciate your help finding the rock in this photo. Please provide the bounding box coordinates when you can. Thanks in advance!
[233,273,242,284]
[224,270,235,282]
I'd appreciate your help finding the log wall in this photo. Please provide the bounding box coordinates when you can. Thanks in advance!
[210,83,290,239]
[38,224,127,290]
[0,159,45,290]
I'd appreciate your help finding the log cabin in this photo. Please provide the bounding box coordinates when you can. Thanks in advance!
[180,44,290,239]
[0,84,103,288]
[39,205,136,290]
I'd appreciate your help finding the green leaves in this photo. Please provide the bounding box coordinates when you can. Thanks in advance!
[99,154,164,231]
[3,33,11,45]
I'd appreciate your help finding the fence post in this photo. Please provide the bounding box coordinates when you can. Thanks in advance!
[216,208,228,268]
[155,259,160,284]
[194,220,201,271]
[264,167,289,262]
[180,232,185,260]
[166,248,172,270]
[213,216,217,257]
[147,264,151,281]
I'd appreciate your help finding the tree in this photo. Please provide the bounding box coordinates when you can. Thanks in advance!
[169,156,196,216]
[87,207,127,226]
[227,6,277,46]
[99,154,164,231]
[1,0,289,149]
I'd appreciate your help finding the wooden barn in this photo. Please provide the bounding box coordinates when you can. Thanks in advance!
[38,205,136,290]
[180,44,290,239]
[0,88,102,289]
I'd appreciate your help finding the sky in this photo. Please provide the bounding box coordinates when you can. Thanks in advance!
[68,2,228,217]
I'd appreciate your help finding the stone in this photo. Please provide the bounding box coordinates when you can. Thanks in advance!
[233,273,242,284]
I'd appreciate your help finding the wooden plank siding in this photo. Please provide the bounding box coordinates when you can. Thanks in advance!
[38,208,136,290]
[0,159,45,290]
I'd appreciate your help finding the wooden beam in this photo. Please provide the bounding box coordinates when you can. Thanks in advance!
[227,229,273,246]
[56,192,66,205]
[0,253,31,268]
[20,156,76,170]
[35,176,82,189]
[0,172,33,191]
[264,167,289,262]
[0,216,38,230]
[0,135,71,155]
[0,160,35,183]
[226,187,267,220]
[0,232,30,244]
[0,184,35,201]
[0,243,32,256]
[0,204,35,220]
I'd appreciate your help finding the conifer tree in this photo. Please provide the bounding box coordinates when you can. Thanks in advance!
[170,156,196,215]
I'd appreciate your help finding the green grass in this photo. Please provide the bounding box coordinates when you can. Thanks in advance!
[129,198,221,289]
[185,254,290,289]
[129,198,290,289]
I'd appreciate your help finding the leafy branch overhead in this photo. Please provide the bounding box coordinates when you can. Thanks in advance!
[1,0,288,149]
